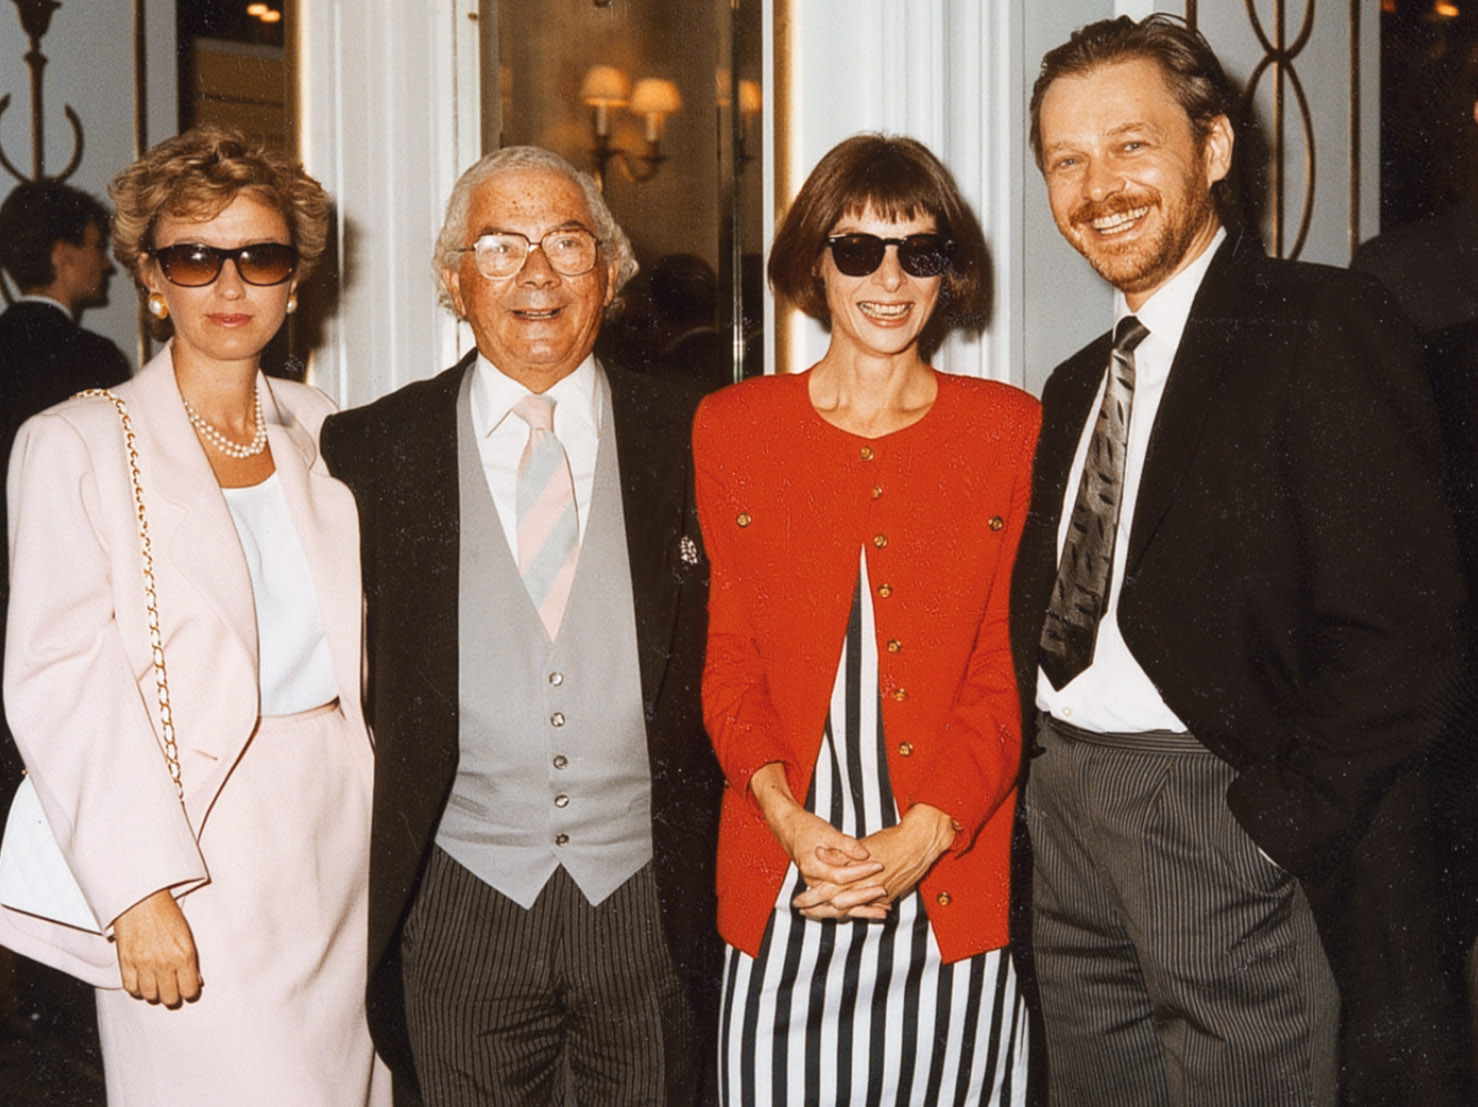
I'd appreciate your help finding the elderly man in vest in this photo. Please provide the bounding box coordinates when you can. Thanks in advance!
[322,146,723,1106]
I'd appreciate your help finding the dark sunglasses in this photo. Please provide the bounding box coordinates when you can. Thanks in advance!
[149,242,299,287]
[824,233,954,278]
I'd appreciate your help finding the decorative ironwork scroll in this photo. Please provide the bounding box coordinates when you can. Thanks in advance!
[1,0,86,183]
[1242,0,1318,259]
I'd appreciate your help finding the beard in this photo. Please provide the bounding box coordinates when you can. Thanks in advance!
[1066,180,1218,297]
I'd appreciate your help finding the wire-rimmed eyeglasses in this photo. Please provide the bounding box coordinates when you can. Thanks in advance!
[459,228,603,280]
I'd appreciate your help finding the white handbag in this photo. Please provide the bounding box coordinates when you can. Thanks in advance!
[0,776,101,931]
[0,389,184,933]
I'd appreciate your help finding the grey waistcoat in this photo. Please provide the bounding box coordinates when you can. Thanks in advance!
[435,370,653,908]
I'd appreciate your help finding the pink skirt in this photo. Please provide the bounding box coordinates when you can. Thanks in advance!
[95,703,390,1106]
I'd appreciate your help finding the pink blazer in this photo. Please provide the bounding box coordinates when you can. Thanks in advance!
[0,347,368,986]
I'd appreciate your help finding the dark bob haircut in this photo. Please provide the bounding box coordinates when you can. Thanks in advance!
[767,134,988,333]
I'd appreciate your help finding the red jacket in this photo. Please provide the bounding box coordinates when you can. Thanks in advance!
[694,370,1040,962]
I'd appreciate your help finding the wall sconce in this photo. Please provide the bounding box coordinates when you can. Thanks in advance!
[717,70,763,168]
[581,65,682,187]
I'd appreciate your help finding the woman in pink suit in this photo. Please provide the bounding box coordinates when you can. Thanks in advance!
[0,127,389,1105]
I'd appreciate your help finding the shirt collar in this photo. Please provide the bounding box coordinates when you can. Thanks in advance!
[470,352,602,439]
[16,294,72,318]
[1115,225,1226,357]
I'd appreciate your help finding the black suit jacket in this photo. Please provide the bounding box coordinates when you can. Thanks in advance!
[1010,233,1472,1104]
[321,356,723,1090]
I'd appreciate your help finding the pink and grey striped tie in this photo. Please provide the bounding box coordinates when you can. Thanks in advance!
[512,394,579,638]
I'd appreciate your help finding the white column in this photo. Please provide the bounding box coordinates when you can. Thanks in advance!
[296,0,482,406]
[763,0,1030,386]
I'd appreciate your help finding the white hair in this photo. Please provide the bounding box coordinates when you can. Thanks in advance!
[433,146,637,312]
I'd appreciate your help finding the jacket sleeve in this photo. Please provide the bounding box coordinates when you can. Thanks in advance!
[906,405,1039,848]
[4,411,206,930]
[693,399,797,803]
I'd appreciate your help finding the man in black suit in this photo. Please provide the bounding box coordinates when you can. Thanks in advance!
[1011,15,1470,1106]
[0,180,131,472]
[321,147,722,1106]
[0,179,130,759]
[0,179,129,1060]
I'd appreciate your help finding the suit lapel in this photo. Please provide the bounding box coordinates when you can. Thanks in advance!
[414,359,471,740]
[1126,234,1252,570]
[606,364,685,711]
[124,349,259,678]
[261,379,367,734]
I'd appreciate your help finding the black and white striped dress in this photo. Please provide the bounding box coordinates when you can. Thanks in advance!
[719,553,1028,1106]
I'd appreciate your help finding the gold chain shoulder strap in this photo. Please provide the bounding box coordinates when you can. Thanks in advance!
[75,389,184,805]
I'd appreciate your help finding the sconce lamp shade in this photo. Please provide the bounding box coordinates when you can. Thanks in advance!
[580,65,631,106]
[739,79,763,117]
[630,78,682,116]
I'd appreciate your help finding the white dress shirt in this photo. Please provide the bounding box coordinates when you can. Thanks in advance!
[469,353,604,559]
[16,294,71,317]
[1036,228,1227,733]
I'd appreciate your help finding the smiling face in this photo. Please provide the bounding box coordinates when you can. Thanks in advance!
[441,168,618,393]
[1038,57,1232,309]
[141,193,295,373]
[819,205,942,361]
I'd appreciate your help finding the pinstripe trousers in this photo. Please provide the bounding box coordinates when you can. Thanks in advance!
[1024,716,1339,1107]
[400,847,698,1106]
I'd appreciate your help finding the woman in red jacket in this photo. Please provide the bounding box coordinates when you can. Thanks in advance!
[694,134,1040,1105]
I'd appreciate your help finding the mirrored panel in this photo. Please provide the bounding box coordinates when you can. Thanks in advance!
[483,0,763,389]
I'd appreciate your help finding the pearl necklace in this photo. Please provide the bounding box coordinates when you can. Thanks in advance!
[182,389,268,459]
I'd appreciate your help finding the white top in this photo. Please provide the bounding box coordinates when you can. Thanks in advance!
[469,353,604,557]
[221,472,337,716]
[1036,227,1227,733]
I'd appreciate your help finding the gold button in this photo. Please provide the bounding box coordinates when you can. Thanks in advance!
[887,639,901,653]
[553,755,568,770]
[898,742,913,757]
[936,892,951,906]
[554,794,570,808]
[873,533,888,548]
[548,671,564,686]
[859,446,874,460]
[555,833,569,846]
[892,688,907,702]
[872,485,883,499]
[988,516,1004,531]
[550,712,565,727]
[877,583,892,598]
[736,512,751,527]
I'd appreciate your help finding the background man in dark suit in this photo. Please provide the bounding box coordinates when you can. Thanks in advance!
[0,180,131,472]
[321,146,722,1106]
[0,180,131,1038]
[1010,15,1470,1106]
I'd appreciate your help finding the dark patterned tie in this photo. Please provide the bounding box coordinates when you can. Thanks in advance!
[1039,315,1149,690]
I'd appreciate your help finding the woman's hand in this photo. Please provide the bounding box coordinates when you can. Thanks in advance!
[750,763,889,920]
[112,889,201,1007]
[856,802,958,904]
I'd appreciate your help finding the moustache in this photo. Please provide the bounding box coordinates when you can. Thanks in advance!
[1070,194,1154,226]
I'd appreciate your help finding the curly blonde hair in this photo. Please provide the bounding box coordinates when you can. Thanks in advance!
[109,126,330,296]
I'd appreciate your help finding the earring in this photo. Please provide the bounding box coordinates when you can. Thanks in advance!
[285,291,299,315]
[146,292,169,319]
